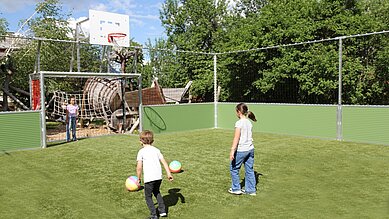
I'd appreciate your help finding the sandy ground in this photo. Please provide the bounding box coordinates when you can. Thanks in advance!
[46,123,115,142]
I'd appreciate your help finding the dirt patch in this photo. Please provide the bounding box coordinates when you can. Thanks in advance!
[47,124,115,141]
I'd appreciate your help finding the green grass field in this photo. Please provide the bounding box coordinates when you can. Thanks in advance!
[0,129,388,219]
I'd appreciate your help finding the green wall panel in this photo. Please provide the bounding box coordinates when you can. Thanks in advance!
[343,106,389,145]
[142,104,214,133]
[0,111,42,151]
[218,103,337,139]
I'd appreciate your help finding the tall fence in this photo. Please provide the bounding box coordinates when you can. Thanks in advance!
[1,31,388,151]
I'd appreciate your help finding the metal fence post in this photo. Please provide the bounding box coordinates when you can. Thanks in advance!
[138,75,143,132]
[214,54,217,129]
[36,40,47,148]
[336,38,343,141]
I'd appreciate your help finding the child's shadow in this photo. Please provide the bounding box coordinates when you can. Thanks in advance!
[240,171,263,189]
[163,188,185,213]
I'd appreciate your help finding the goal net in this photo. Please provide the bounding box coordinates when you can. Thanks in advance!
[31,71,142,143]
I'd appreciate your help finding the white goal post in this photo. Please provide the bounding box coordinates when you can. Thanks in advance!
[31,71,142,148]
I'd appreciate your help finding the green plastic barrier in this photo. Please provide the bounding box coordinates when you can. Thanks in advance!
[0,111,42,151]
[217,103,337,139]
[343,106,389,145]
[142,103,214,133]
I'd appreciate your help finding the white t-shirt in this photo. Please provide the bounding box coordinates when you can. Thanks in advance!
[66,104,79,117]
[235,118,254,152]
[136,145,163,183]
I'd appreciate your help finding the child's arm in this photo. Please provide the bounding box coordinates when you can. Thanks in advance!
[160,158,173,181]
[65,109,69,124]
[136,160,142,184]
[230,127,241,160]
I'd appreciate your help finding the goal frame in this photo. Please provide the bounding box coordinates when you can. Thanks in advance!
[30,71,142,148]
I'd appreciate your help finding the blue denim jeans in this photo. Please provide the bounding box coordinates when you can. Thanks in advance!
[230,149,256,193]
[66,117,77,141]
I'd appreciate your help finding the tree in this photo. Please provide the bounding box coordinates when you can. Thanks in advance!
[218,0,389,104]
[160,0,228,101]
[0,16,7,37]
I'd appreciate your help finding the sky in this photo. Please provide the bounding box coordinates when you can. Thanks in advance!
[0,0,166,45]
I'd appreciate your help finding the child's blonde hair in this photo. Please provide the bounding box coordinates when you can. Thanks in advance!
[140,130,154,144]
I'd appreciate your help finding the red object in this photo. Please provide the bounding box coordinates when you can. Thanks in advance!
[107,33,126,43]
[32,80,40,110]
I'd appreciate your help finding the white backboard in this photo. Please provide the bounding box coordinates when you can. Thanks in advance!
[89,10,130,47]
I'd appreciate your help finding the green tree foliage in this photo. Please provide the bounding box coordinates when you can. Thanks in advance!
[11,0,73,93]
[160,0,228,101]
[10,0,101,96]
[0,16,8,36]
[143,38,181,88]
[159,0,389,104]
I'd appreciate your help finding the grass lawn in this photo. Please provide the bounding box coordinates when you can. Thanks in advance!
[0,129,388,218]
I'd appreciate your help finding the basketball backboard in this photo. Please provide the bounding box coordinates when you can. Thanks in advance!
[89,10,130,47]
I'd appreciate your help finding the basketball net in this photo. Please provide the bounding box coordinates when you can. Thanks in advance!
[108,33,127,50]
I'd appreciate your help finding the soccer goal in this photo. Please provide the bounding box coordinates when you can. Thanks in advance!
[30,71,142,148]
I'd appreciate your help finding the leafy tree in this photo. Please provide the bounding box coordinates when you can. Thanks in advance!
[218,0,389,104]
[160,0,228,101]
[0,16,8,37]
[143,38,181,88]
[10,0,74,94]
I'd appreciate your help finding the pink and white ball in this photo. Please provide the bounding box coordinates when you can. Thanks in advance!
[125,176,140,191]
[169,160,182,173]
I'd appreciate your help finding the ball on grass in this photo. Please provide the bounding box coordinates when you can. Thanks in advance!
[169,160,182,173]
[125,176,140,191]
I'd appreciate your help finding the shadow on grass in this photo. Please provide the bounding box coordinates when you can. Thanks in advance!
[163,188,185,214]
[47,138,85,148]
[240,171,263,189]
[0,150,11,156]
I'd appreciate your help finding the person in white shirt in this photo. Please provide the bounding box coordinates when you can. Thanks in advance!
[136,130,173,218]
[228,103,257,196]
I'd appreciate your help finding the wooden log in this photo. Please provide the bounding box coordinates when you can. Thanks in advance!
[1,88,29,110]
[9,85,30,96]
[2,74,10,111]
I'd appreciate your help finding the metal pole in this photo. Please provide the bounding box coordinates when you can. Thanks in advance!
[107,46,111,73]
[29,74,32,109]
[134,48,137,74]
[214,54,217,128]
[70,27,76,72]
[336,38,343,141]
[76,23,81,72]
[121,77,126,133]
[138,75,143,132]
[74,18,88,72]
[99,46,106,73]
[37,40,47,148]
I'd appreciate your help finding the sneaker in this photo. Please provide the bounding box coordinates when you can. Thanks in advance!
[228,188,243,195]
[241,189,256,196]
[160,212,167,217]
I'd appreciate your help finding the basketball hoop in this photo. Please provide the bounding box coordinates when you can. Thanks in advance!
[108,33,127,47]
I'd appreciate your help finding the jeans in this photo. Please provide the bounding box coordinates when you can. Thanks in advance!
[230,149,256,193]
[66,117,77,141]
[144,180,166,216]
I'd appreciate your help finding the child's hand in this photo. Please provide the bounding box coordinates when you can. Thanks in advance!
[137,179,141,185]
[229,151,235,161]
[167,174,173,182]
